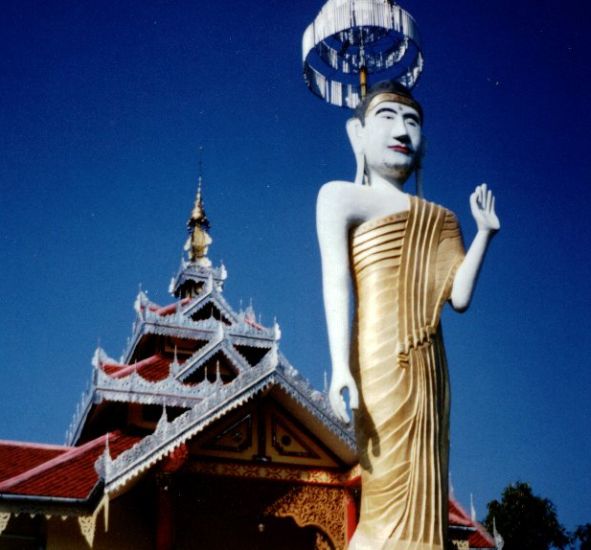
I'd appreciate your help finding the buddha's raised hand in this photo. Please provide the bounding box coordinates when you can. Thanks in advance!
[470,183,500,232]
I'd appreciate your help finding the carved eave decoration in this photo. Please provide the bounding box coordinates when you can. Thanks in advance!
[98,359,356,498]
[93,368,206,407]
[122,294,276,365]
[123,310,277,362]
[0,494,110,548]
[0,487,104,519]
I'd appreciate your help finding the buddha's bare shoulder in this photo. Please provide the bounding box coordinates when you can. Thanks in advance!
[317,181,365,215]
[317,181,372,226]
[317,180,365,203]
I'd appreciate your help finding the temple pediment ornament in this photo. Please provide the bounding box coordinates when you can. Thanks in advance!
[94,359,355,497]
[174,330,250,381]
[180,276,237,322]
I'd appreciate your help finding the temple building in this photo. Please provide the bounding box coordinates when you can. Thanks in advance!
[0,180,495,549]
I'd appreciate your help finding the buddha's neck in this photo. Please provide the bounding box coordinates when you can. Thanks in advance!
[367,172,407,193]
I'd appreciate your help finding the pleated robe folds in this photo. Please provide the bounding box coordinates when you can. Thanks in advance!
[349,196,465,550]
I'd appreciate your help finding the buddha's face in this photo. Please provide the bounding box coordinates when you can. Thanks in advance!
[352,100,422,185]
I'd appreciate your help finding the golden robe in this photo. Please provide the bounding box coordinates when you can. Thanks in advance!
[349,196,465,550]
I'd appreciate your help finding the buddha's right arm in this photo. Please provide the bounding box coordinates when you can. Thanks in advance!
[317,184,359,422]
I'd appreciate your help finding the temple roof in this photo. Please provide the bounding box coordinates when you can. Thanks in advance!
[449,497,496,549]
[0,440,68,485]
[0,432,140,504]
[66,233,288,445]
[102,354,171,382]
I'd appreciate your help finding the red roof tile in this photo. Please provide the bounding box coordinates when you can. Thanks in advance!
[469,527,496,549]
[0,441,68,484]
[0,431,141,500]
[102,364,122,376]
[449,497,473,527]
[155,297,191,316]
[449,496,495,548]
[102,354,171,382]
[137,355,171,381]
[244,317,264,331]
[137,297,191,317]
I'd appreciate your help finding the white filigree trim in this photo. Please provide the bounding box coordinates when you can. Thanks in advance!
[95,368,207,399]
[94,436,113,480]
[0,512,11,535]
[133,290,150,314]
[91,347,117,369]
[171,260,227,291]
[76,494,109,548]
[182,288,238,324]
[175,337,250,381]
[103,361,355,495]
[77,514,96,547]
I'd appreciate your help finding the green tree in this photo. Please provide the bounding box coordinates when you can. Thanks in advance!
[573,524,591,550]
[483,481,569,550]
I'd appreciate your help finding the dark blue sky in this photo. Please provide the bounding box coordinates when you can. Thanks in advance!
[1,0,589,532]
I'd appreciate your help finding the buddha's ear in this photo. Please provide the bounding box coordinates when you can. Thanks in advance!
[346,117,364,155]
[346,118,366,185]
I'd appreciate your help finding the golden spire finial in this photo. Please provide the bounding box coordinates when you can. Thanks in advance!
[184,149,212,266]
[190,176,206,222]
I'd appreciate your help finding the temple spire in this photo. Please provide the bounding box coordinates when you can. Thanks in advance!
[171,152,227,299]
[184,157,212,266]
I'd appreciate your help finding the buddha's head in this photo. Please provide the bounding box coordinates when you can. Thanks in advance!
[347,81,423,187]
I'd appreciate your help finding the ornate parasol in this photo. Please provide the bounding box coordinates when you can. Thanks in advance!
[302,0,423,109]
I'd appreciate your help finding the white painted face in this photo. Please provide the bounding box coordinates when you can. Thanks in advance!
[350,100,422,185]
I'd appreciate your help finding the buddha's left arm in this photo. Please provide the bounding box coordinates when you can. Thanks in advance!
[450,183,500,312]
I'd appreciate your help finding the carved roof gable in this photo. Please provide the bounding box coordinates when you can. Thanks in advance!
[98,360,357,496]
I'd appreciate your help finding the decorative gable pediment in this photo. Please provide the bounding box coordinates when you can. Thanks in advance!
[98,360,356,496]
[190,398,340,468]
[182,289,237,326]
[181,350,239,385]
[174,335,250,384]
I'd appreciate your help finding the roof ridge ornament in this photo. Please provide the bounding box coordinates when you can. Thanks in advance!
[92,347,116,369]
[95,432,113,481]
[273,318,282,341]
[213,361,223,387]
[171,345,180,375]
[205,272,214,293]
[155,408,170,436]
[134,289,151,315]
[244,299,256,323]
[175,299,183,321]
[214,320,225,344]
[269,342,279,368]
